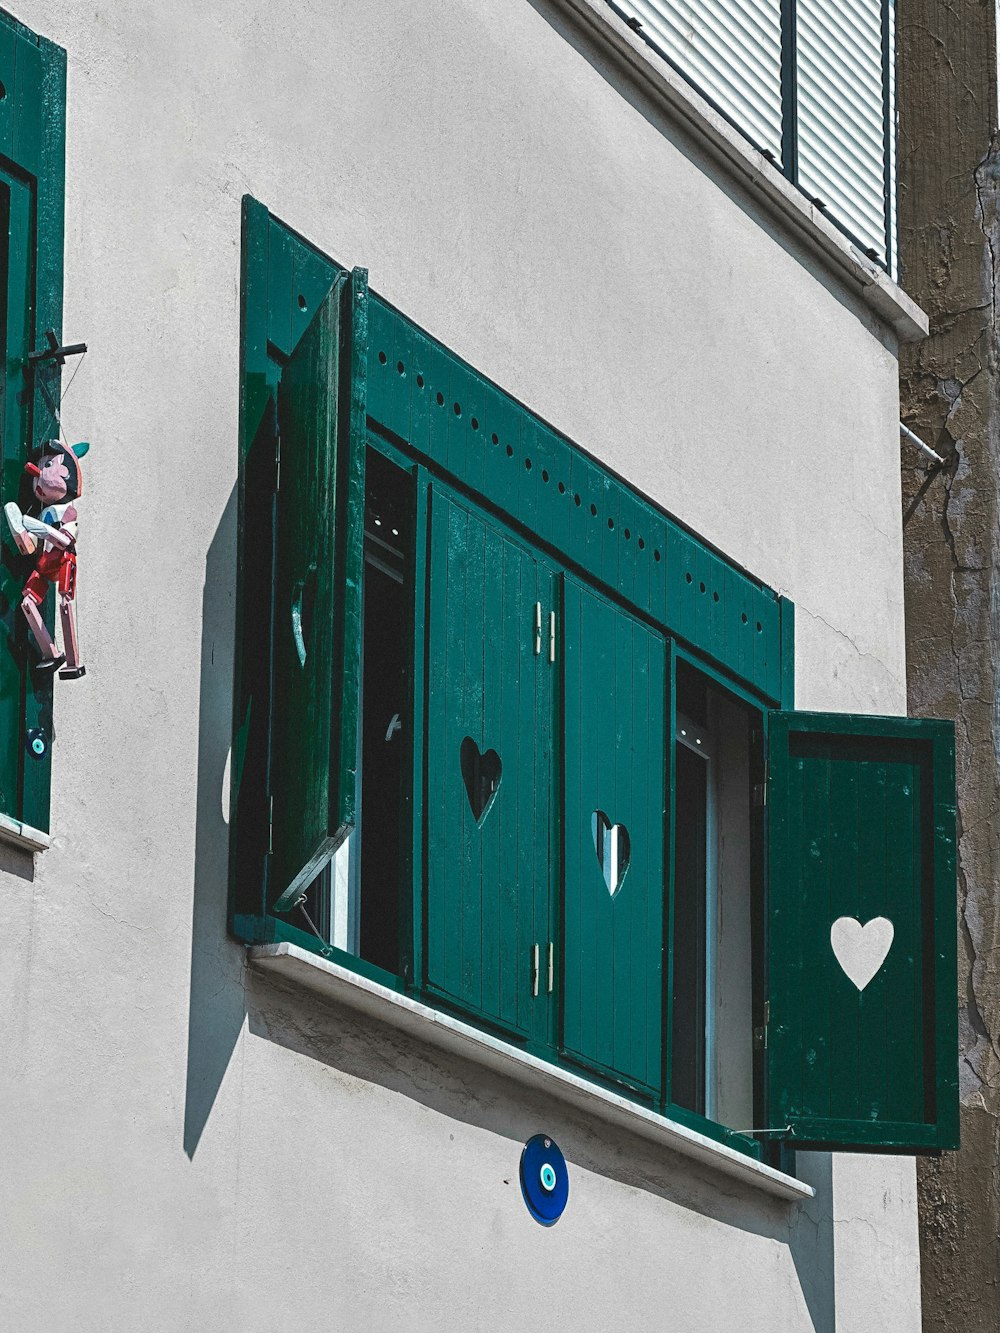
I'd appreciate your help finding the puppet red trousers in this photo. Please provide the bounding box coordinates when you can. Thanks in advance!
[23,544,77,604]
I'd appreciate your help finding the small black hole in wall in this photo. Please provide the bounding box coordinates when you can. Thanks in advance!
[471,417,479,431]
[416,374,425,389]
[397,361,405,375]
[436,392,445,406]
[558,481,566,494]
[298,294,307,311]
[506,445,514,458]
[699,581,706,593]
[453,402,462,416]
[654,550,661,562]
[624,528,631,540]
[756,621,762,633]
[525,457,532,471]
[741,612,748,624]
[492,432,499,445]
[574,494,582,506]
[542,470,549,483]
[685,572,693,584]
[378,351,387,365]
[638,537,645,550]
[590,503,597,517]
[712,591,719,603]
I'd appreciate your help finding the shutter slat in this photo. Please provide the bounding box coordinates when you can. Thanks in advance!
[617,0,783,159]
[605,0,896,273]
[796,0,890,261]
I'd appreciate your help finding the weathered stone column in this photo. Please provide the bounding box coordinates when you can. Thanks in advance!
[898,1,1000,1325]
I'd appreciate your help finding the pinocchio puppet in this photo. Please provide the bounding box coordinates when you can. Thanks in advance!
[4,439,89,679]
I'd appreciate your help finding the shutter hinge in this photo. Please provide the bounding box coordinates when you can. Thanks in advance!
[534,602,542,655]
[753,1000,770,1050]
[274,429,281,492]
[531,943,540,998]
[549,610,556,663]
[268,794,274,855]
[547,941,554,993]
[754,760,769,807]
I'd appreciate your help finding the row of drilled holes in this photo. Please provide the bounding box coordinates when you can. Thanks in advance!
[378,351,762,631]
[682,571,763,632]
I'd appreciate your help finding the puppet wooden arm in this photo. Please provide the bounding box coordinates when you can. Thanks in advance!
[22,514,75,549]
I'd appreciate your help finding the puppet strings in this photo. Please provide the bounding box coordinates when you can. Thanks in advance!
[54,350,87,444]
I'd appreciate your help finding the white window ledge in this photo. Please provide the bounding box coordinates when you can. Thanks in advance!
[249,941,814,1205]
[0,811,48,852]
[554,0,928,343]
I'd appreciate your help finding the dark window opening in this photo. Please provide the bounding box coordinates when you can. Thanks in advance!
[298,448,412,974]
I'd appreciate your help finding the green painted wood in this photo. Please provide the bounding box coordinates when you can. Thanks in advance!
[0,19,66,838]
[366,295,786,704]
[424,487,555,1040]
[561,578,666,1094]
[268,270,368,913]
[0,174,31,826]
[767,711,958,1151]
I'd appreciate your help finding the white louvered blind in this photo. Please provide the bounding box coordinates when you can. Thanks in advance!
[608,0,896,274]
[615,0,784,162]
[796,0,890,265]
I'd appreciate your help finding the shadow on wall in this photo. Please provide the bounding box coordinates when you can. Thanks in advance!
[244,966,837,1329]
[183,483,247,1158]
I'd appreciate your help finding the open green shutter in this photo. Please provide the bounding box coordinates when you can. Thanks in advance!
[766,711,958,1152]
[0,174,36,841]
[269,268,368,913]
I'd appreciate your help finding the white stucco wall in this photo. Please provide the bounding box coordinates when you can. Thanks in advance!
[0,1,919,1329]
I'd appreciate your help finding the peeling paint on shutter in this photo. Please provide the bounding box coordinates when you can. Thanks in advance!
[795,0,892,266]
[614,0,784,162]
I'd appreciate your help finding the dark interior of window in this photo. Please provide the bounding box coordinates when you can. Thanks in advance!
[297,447,411,973]
[672,663,709,1116]
[670,660,759,1130]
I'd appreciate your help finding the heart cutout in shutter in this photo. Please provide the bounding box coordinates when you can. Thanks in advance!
[830,916,894,991]
[460,737,502,826]
[592,810,630,896]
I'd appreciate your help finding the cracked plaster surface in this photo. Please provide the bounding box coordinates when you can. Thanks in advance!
[899,0,1000,1324]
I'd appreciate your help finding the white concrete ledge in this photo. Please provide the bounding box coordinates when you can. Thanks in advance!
[554,0,928,343]
[0,811,48,852]
[249,941,814,1204]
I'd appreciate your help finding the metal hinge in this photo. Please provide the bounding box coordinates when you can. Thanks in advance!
[549,611,556,663]
[268,794,274,855]
[274,429,282,492]
[531,943,540,997]
[547,941,554,993]
[534,602,542,656]
[754,760,769,807]
[753,1000,770,1050]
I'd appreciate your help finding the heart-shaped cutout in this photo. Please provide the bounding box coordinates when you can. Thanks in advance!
[830,916,894,991]
[592,809,630,896]
[460,737,502,826]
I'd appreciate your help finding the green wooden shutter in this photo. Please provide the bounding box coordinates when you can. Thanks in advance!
[561,578,666,1095]
[0,174,35,839]
[766,711,958,1151]
[425,489,556,1040]
[269,269,368,913]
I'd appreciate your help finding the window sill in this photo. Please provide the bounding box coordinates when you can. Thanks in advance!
[0,811,48,852]
[249,941,814,1205]
[553,0,928,344]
